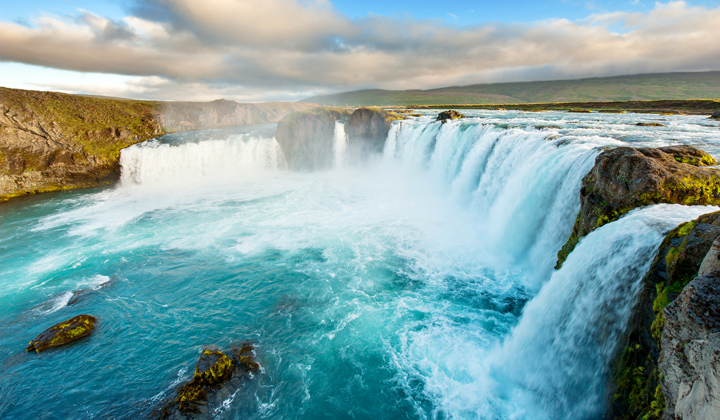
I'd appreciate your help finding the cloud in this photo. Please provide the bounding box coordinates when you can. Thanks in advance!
[0,0,718,101]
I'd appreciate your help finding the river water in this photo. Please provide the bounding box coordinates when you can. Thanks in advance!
[1,110,719,419]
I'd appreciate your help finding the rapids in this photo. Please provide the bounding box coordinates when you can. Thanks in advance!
[1,110,719,419]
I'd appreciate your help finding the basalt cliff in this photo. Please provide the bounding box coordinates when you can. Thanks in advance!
[0,87,316,201]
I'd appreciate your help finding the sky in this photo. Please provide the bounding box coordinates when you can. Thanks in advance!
[1,0,719,102]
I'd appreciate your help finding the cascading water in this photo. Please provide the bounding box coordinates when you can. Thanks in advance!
[1,112,719,420]
[333,120,348,169]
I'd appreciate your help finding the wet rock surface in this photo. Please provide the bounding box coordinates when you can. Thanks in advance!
[345,107,406,157]
[436,110,466,123]
[660,270,720,420]
[155,343,260,419]
[557,145,720,268]
[609,211,720,419]
[275,107,351,170]
[26,314,97,353]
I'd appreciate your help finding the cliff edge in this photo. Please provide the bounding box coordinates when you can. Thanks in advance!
[0,87,316,201]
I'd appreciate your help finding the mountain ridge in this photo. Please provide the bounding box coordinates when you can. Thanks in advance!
[302,71,720,106]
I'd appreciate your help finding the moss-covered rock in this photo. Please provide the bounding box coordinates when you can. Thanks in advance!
[157,343,261,419]
[711,110,720,119]
[636,122,666,127]
[436,110,466,123]
[556,145,720,268]
[26,314,97,352]
[275,107,351,171]
[608,211,720,419]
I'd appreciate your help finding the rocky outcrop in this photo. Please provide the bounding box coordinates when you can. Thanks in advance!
[26,314,97,352]
[609,211,720,419]
[660,270,720,420]
[556,146,720,268]
[156,343,260,419]
[0,87,317,201]
[274,107,351,170]
[436,110,466,123]
[711,110,720,119]
[345,107,406,156]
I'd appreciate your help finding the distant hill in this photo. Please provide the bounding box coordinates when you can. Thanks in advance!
[302,71,720,106]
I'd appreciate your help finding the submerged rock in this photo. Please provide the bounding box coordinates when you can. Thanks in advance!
[275,107,351,171]
[660,270,720,420]
[436,110,466,123]
[636,122,666,127]
[26,314,97,352]
[609,211,720,419]
[556,145,720,268]
[157,343,260,419]
[345,107,405,157]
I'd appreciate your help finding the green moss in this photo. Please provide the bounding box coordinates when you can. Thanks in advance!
[674,155,717,166]
[26,314,97,352]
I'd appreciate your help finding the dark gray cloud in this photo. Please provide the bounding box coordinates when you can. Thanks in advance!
[0,0,718,101]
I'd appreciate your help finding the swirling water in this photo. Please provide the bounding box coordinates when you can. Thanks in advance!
[1,112,719,419]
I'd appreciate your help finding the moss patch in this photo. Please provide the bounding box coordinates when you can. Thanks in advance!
[26,314,97,352]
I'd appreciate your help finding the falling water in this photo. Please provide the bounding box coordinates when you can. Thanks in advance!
[1,112,719,419]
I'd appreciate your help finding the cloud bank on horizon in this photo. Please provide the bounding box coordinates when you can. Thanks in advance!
[0,0,719,102]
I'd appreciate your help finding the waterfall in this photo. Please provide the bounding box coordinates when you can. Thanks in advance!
[488,204,718,419]
[333,120,348,169]
[383,119,600,284]
[119,134,283,186]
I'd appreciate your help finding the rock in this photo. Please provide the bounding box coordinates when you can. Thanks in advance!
[0,87,317,201]
[436,110,466,123]
[637,122,666,127]
[698,236,720,276]
[274,107,351,171]
[711,110,720,119]
[609,211,720,419]
[345,107,405,157]
[556,145,720,268]
[157,343,260,419]
[568,109,592,113]
[26,314,97,352]
[660,270,720,420]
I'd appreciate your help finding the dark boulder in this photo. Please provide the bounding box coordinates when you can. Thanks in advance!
[345,107,405,157]
[711,110,720,119]
[275,107,351,171]
[556,145,720,268]
[436,110,466,123]
[636,122,666,127]
[26,314,97,352]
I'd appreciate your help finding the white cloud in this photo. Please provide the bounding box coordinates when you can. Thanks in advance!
[0,1,718,101]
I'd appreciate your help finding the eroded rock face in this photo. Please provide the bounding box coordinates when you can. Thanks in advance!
[275,107,351,170]
[660,270,720,420]
[26,314,97,352]
[345,107,396,156]
[436,110,466,123]
[609,211,720,420]
[556,145,720,268]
